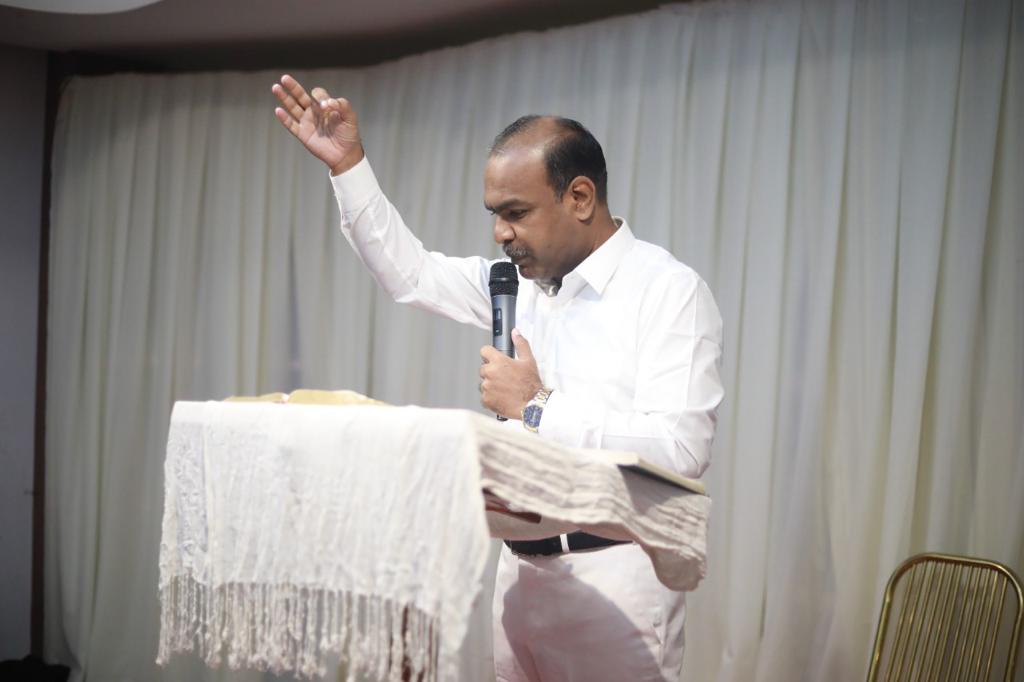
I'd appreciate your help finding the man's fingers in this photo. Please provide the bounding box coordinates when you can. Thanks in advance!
[324,96,354,117]
[280,74,312,109]
[273,107,300,137]
[309,97,328,135]
[274,75,355,134]
[271,83,306,124]
[511,329,534,361]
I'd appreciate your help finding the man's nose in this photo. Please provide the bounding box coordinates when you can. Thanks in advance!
[493,217,514,244]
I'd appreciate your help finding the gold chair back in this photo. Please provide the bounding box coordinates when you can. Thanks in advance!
[867,552,1023,682]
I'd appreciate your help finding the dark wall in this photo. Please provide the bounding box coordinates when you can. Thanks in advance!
[0,43,47,661]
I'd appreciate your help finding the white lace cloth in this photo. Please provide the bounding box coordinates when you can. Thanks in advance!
[157,401,710,681]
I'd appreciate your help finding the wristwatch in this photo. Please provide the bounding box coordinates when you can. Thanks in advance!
[522,388,553,433]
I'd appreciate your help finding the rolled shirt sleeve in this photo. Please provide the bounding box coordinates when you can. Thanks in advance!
[331,157,493,330]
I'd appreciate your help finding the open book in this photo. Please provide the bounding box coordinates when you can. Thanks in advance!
[224,389,389,406]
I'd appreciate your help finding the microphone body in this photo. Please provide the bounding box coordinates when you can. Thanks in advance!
[488,262,520,420]
[491,293,516,357]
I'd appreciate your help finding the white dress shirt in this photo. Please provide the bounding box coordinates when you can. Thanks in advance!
[331,157,724,478]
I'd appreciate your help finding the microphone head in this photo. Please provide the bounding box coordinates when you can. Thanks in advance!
[489,261,519,297]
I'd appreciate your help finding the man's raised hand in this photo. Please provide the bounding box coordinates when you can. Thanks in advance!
[272,74,364,176]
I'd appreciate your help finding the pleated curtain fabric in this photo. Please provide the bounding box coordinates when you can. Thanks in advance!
[45,0,1023,680]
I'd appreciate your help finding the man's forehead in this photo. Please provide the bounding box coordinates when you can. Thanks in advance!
[486,143,545,182]
[484,156,547,210]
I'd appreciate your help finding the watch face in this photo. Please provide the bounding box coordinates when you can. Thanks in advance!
[523,404,542,428]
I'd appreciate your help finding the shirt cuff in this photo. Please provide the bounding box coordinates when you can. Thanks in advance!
[329,156,381,214]
[536,389,594,448]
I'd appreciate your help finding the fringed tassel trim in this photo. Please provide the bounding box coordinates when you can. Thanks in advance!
[157,576,440,681]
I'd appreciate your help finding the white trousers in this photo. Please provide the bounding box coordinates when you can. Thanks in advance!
[492,542,686,682]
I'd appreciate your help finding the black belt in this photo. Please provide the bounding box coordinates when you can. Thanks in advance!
[505,532,630,557]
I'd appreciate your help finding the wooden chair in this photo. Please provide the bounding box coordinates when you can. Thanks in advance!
[867,552,1023,682]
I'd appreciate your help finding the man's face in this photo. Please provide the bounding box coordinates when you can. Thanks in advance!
[483,145,587,282]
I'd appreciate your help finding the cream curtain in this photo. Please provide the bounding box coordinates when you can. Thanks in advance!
[45,0,1023,680]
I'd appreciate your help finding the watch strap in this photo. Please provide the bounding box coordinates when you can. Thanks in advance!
[522,387,553,433]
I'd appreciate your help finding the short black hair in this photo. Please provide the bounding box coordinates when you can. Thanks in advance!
[490,115,608,204]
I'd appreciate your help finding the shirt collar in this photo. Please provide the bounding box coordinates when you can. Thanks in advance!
[533,218,635,298]
[565,217,634,297]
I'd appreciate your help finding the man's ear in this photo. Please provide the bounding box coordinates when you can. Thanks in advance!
[567,176,597,222]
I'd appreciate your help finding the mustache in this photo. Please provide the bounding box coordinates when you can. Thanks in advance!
[503,244,530,260]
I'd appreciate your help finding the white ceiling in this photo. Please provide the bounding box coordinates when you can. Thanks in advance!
[0,0,663,69]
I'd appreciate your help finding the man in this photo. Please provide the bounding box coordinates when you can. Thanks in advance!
[272,74,724,682]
